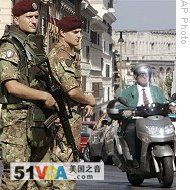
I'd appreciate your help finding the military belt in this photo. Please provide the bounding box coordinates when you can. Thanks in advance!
[71,107,83,115]
[2,103,32,110]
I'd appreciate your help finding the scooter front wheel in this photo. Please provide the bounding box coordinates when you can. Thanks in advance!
[126,173,144,186]
[101,143,113,165]
[157,156,174,188]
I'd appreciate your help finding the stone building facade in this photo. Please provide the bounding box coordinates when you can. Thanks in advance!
[113,30,176,96]
[86,0,116,118]
[0,1,13,37]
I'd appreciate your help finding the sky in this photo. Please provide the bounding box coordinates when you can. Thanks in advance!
[112,0,176,31]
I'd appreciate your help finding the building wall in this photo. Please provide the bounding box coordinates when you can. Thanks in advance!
[89,0,116,119]
[113,30,176,96]
[113,30,176,62]
[0,0,12,37]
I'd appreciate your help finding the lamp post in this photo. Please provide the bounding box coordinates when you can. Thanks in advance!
[118,31,124,90]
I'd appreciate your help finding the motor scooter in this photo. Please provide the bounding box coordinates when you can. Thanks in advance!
[105,98,176,188]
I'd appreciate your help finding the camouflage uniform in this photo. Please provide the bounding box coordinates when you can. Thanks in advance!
[48,44,83,189]
[49,44,83,147]
[0,25,68,190]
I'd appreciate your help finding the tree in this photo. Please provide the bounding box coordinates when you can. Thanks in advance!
[165,74,173,97]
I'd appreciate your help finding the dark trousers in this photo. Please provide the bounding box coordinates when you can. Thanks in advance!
[122,120,136,156]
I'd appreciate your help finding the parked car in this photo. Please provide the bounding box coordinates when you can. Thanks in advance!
[84,113,113,164]
[79,121,96,161]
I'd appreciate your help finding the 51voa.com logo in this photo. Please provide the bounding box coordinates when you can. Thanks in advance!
[10,162,104,180]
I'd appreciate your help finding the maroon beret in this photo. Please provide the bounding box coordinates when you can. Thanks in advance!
[12,0,38,17]
[57,16,82,32]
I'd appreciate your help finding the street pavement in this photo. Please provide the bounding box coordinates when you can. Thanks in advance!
[0,162,176,189]
[75,165,176,190]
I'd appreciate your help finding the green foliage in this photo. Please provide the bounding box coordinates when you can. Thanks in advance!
[165,74,173,96]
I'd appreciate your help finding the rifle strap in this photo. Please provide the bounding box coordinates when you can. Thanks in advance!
[36,58,79,161]
[0,35,28,77]
[45,58,73,118]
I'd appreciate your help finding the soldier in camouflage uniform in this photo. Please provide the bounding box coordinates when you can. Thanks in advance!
[48,17,96,189]
[0,1,61,189]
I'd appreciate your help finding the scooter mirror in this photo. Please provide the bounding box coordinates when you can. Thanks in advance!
[118,97,128,106]
[171,93,176,102]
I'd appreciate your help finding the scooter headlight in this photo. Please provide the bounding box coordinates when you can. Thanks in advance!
[164,124,175,135]
[145,124,175,136]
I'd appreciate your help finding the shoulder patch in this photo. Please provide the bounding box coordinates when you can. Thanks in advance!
[6,49,15,58]
[65,59,72,67]
[0,42,19,64]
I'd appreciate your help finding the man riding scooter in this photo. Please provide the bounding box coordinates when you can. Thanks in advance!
[119,63,174,168]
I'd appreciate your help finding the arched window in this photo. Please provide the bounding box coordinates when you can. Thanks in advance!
[159,67,164,73]
[151,67,156,82]
[166,67,172,74]
[159,67,165,77]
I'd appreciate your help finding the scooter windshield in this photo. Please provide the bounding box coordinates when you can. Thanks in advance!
[136,103,169,117]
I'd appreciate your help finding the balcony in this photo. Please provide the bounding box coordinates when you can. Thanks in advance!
[81,0,97,18]
[102,8,116,24]
[91,15,107,32]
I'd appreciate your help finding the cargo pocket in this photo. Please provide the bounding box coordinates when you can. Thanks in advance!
[26,106,53,148]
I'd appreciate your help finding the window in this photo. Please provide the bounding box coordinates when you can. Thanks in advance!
[92,82,103,98]
[106,65,110,77]
[101,58,104,70]
[151,42,154,50]
[131,42,135,55]
[108,87,110,101]
[92,83,100,98]
[109,43,113,54]
[168,43,171,50]
[81,17,90,33]
[151,67,156,82]
[90,31,99,45]
[107,24,112,35]
[82,76,86,92]
[104,41,106,52]
[86,46,90,62]
[108,0,113,8]
[124,42,127,53]
[87,21,90,33]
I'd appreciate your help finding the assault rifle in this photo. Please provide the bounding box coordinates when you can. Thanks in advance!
[36,58,79,162]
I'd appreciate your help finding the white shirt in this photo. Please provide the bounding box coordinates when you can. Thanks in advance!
[137,84,153,106]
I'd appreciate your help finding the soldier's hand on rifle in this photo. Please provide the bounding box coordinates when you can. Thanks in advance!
[54,117,62,127]
[42,92,57,108]
[85,105,94,117]
[85,94,96,107]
